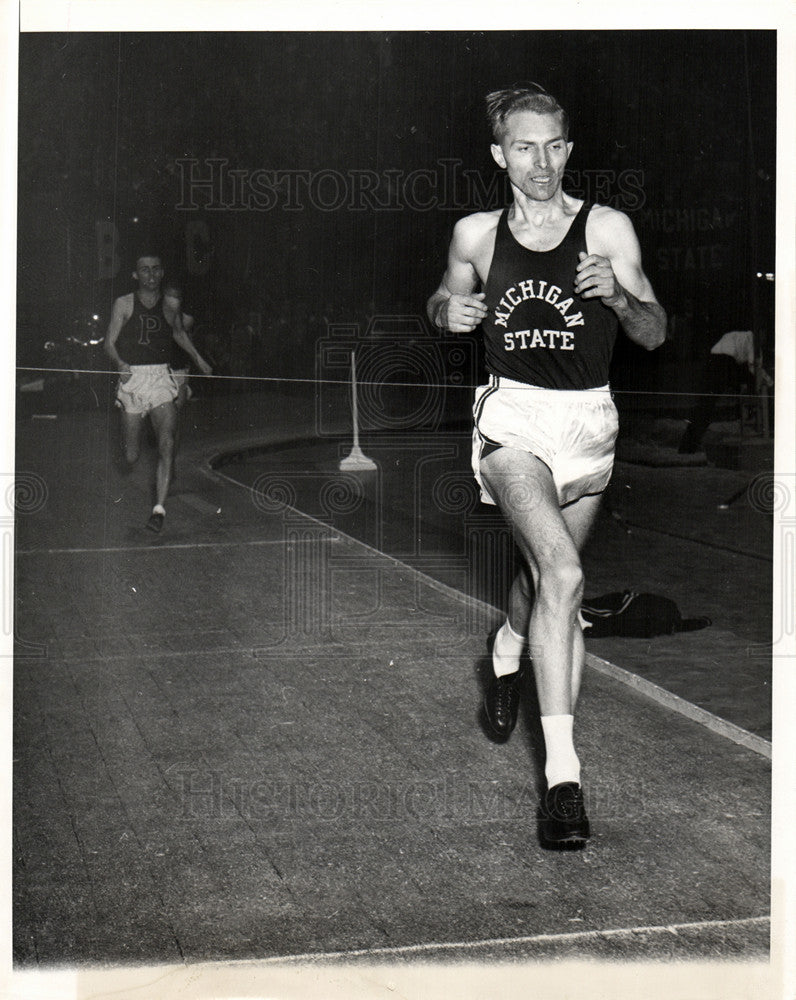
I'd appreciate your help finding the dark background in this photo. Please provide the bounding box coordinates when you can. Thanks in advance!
[17,30,776,399]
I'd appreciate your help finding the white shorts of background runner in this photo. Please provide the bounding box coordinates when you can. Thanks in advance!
[115,364,179,415]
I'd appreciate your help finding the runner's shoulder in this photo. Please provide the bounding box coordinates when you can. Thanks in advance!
[112,292,135,319]
[452,210,501,253]
[587,201,637,235]
[586,202,639,254]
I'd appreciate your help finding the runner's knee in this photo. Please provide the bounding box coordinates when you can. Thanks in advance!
[536,558,584,610]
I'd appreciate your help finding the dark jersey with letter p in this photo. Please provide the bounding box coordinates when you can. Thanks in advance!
[481,201,618,389]
[115,294,174,365]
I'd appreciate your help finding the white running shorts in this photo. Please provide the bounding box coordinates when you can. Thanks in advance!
[115,364,178,415]
[472,375,619,508]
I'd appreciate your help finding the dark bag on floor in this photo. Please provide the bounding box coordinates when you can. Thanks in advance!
[580,591,711,638]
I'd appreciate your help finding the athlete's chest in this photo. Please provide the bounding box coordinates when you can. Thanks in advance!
[123,300,169,346]
[506,213,579,253]
[479,207,589,284]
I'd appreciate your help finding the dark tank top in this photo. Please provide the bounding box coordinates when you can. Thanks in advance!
[115,293,173,365]
[481,201,618,389]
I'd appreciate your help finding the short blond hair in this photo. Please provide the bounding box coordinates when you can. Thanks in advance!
[486,83,569,141]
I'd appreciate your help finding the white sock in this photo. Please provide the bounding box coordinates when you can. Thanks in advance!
[153,504,166,516]
[492,620,525,678]
[541,714,581,787]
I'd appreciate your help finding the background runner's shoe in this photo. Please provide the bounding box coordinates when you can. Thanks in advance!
[146,512,165,533]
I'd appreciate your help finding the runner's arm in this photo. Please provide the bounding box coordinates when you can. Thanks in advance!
[173,324,213,375]
[577,211,666,350]
[163,296,212,375]
[172,324,213,376]
[427,218,489,333]
[104,296,132,374]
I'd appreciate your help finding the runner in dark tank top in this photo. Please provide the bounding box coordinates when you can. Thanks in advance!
[427,83,666,849]
[114,292,174,366]
[482,201,618,390]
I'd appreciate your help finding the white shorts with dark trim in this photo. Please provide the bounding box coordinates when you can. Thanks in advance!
[472,375,619,508]
[115,364,178,415]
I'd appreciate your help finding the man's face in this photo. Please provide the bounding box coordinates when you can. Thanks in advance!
[134,257,164,292]
[491,110,572,202]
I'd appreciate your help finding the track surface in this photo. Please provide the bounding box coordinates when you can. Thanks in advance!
[13,390,772,980]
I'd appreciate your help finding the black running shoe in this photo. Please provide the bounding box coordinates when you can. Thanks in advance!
[146,511,165,533]
[484,672,521,739]
[539,782,590,850]
[484,628,523,739]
